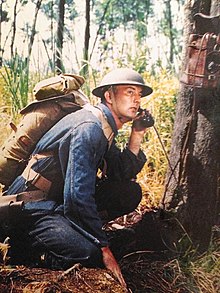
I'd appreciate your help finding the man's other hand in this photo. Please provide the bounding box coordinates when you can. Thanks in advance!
[101,246,127,288]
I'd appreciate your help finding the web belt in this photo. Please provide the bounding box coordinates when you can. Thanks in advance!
[21,152,53,193]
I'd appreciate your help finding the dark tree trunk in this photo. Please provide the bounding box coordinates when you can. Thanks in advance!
[28,0,43,58]
[56,0,65,73]
[161,0,220,253]
[10,0,18,59]
[50,0,55,72]
[0,0,3,67]
[89,0,111,61]
[82,0,90,76]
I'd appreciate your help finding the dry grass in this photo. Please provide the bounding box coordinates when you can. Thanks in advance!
[120,229,219,293]
[138,71,178,205]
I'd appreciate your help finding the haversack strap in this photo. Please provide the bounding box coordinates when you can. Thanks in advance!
[84,104,114,148]
[0,190,47,205]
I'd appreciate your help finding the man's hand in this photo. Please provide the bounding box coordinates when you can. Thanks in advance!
[101,246,127,288]
[132,109,154,131]
[128,109,154,156]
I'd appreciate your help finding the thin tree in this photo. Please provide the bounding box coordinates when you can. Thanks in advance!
[10,0,19,59]
[10,0,29,59]
[0,0,8,67]
[55,0,65,73]
[165,0,174,65]
[27,0,43,59]
[41,0,56,72]
[82,0,90,76]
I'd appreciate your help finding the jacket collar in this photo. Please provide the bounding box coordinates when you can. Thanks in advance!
[98,103,118,136]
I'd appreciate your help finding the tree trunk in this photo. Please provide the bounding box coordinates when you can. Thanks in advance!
[10,0,18,59]
[50,0,55,72]
[89,0,111,62]
[161,0,220,253]
[165,0,174,65]
[28,0,42,59]
[0,0,3,67]
[56,0,65,73]
[82,0,90,76]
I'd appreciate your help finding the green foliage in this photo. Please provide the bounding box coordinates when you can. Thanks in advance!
[65,0,78,21]
[92,0,183,75]
[20,0,28,5]
[41,0,78,22]
[0,9,9,23]
[94,0,153,39]
[1,54,29,114]
[115,47,150,74]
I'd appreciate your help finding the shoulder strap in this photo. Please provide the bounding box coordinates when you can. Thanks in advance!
[83,104,114,149]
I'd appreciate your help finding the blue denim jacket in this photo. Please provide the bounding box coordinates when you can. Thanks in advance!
[7,103,146,247]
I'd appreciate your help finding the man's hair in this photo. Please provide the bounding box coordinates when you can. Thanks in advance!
[102,85,118,102]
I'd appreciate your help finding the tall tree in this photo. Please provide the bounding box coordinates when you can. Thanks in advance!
[161,0,220,253]
[55,0,65,73]
[41,0,77,73]
[41,0,56,71]
[28,0,43,58]
[163,0,175,66]
[10,0,19,59]
[0,0,9,67]
[10,0,31,59]
[82,0,90,75]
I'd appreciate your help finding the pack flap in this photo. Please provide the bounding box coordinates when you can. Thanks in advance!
[33,73,85,100]
[20,90,89,115]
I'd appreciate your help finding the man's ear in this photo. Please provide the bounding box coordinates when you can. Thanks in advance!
[104,91,112,104]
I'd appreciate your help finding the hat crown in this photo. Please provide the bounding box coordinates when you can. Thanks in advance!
[92,68,153,98]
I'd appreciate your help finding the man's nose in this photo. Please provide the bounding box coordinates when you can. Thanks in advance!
[133,94,141,103]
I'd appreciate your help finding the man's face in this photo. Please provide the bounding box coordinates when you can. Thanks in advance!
[108,85,142,123]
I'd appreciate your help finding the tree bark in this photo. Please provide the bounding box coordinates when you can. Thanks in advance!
[161,0,220,253]
[165,0,174,65]
[56,0,65,73]
[28,0,43,59]
[82,0,90,76]
[10,0,18,59]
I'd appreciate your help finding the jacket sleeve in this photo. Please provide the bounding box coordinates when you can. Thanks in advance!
[59,122,109,247]
[104,140,147,180]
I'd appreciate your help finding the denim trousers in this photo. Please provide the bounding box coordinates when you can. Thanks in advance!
[7,180,142,269]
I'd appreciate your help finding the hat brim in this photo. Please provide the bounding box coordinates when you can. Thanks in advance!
[92,82,153,98]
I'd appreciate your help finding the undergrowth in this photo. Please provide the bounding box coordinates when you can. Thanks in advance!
[177,227,219,293]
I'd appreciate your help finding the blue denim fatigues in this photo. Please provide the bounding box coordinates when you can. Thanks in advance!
[5,103,146,268]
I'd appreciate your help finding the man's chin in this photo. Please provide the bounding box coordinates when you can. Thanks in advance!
[125,116,134,123]
[119,116,132,124]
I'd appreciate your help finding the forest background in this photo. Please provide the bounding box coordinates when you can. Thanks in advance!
[0,0,182,204]
[0,1,219,292]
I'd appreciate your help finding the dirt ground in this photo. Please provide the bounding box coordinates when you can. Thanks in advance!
[0,210,194,293]
[0,265,127,293]
[0,252,191,293]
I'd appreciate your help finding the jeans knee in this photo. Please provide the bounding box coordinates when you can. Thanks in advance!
[83,244,103,268]
[41,243,102,270]
[120,181,142,213]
